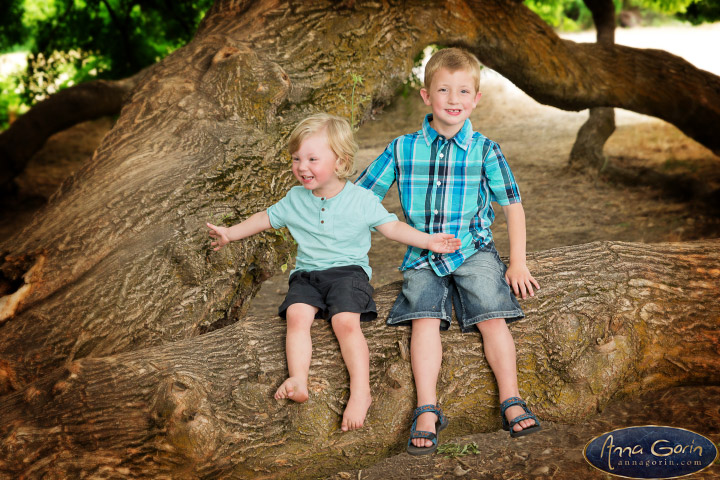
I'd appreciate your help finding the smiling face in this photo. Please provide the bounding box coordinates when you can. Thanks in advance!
[291,130,345,198]
[420,67,482,138]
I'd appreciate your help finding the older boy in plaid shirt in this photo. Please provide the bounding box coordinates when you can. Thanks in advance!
[356,48,541,455]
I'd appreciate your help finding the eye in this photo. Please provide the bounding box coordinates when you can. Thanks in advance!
[292,157,299,162]
[310,157,318,162]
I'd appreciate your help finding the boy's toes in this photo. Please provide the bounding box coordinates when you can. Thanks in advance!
[411,437,431,448]
[512,417,536,432]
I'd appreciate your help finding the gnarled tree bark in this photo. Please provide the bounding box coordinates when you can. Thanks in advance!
[2,0,720,396]
[2,0,720,200]
[1,240,718,479]
[1,2,719,475]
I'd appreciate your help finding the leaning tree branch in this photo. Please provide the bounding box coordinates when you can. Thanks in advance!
[0,69,148,195]
[1,240,718,479]
[464,0,720,155]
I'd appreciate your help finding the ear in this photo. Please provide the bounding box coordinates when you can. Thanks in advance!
[472,91,482,108]
[420,88,431,106]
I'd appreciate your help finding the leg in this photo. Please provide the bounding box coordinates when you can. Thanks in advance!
[410,317,443,448]
[476,318,536,433]
[331,312,372,431]
[274,303,317,403]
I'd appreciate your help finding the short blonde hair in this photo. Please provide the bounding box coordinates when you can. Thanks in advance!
[424,47,482,93]
[287,113,357,180]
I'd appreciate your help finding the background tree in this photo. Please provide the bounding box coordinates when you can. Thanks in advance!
[568,0,617,172]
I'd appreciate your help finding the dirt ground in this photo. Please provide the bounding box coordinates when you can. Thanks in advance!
[2,24,719,480]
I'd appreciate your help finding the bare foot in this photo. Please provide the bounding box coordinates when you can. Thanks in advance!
[504,404,536,433]
[411,411,437,448]
[340,390,372,431]
[274,377,309,403]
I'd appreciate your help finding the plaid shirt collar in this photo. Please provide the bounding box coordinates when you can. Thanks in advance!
[421,114,473,150]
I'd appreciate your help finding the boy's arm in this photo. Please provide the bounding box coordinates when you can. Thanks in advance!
[206,211,272,251]
[354,141,397,200]
[374,221,461,254]
[501,203,539,298]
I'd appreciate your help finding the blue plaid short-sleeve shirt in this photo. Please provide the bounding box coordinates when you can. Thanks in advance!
[355,114,521,276]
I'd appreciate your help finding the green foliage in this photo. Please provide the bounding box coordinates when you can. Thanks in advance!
[524,0,718,28]
[676,0,720,24]
[524,0,597,30]
[0,0,28,51]
[0,73,27,128]
[338,73,370,130]
[437,442,480,458]
[0,0,213,116]
[24,0,214,79]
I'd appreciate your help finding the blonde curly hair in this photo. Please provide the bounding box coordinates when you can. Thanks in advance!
[288,113,358,180]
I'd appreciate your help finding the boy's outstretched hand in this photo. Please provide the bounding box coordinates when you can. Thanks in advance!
[427,233,462,254]
[206,222,230,251]
[505,263,540,299]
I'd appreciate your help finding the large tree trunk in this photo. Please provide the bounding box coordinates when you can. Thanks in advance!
[1,240,718,479]
[3,0,720,396]
[2,0,719,199]
[1,2,720,475]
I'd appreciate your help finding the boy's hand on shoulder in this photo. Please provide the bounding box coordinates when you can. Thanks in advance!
[427,233,462,254]
[206,222,230,251]
[505,263,540,299]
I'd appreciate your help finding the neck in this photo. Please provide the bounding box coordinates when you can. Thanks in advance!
[313,179,346,199]
[430,119,464,139]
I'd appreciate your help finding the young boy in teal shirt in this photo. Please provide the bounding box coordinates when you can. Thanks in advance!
[356,48,542,454]
[208,114,460,433]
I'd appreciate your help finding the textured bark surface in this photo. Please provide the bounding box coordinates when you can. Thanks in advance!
[3,0,720,396]
[1,1,720,476]
[569,106,616,171]
[1,240,718,478]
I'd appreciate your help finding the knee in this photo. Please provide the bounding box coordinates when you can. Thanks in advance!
[476,317,507,335]
[286,305,314,329]
[331,313,361,337]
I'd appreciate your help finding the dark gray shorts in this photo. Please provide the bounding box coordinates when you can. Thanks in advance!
[278,265,377,322]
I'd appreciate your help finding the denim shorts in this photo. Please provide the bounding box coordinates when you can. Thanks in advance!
[278,265,377,322]
[387,244,524,332]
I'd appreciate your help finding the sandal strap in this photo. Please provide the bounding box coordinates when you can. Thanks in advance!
[412,404,439,420]
[500,396,526,415]
[509,412,537,429]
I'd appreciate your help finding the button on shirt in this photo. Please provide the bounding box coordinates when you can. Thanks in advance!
[355,114,521,276]
[266,182,398,279]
